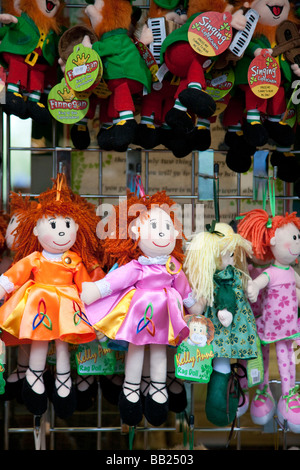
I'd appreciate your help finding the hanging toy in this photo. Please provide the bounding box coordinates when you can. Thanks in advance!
[0,0,65,125]
[184,221,258,426]
[81,191,205,427]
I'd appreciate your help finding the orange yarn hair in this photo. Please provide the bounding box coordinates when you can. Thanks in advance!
[12,175,100,269]
[99,191,185,268]
[86,0,132,38]
[237,209,300,261]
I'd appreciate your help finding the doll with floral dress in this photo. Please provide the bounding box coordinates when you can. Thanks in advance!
[245,210,300,433]
[81,191,204,427]
[184,222,258,426]
[0,175,99,418]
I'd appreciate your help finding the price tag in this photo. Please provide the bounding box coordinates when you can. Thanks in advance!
[248,49,281,99]
[188,11,233,56]
[65,44,102,93]
[48,77,90,124]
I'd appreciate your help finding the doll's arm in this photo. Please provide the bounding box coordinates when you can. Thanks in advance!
[0,254,36,299]
[247,271,269,303]
[0,14,18,25]
[217,309,233,327]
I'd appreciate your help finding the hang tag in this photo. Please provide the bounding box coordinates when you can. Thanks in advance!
[174,314,215,383]
[48,77,90,124]
[188,11,233,56]
[205,66,235,102]
[248,50,281,99]
[246,335,264,388]
[65,44,103,93]
[75,340,125,376]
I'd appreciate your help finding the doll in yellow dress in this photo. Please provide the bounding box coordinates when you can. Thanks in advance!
[0,175,99,418]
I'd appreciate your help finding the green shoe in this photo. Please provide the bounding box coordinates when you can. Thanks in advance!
[205,368,239,426]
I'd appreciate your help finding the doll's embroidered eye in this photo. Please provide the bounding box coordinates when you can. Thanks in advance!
[151,221,157,229]
[293,235,297,240]
[50,221,56,229]
[166,223,170,230]
[66,220,70,228]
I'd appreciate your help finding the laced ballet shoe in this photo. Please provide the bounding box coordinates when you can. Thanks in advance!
[0,363,28,403]
[76,375,98,411]
[250,385,276,425]
[144,381,169,426]
[118,381,143,426]
[167,374,187,413]
[52,371,77,419]
[22,368,48,416]
[99,374,124,406]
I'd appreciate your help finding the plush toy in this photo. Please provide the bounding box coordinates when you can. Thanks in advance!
[157,0,248,152]
[0,0,65,125]
[82,0,153,152]
[0,175,100,418]
[81,191,204,426]
[237,208,274,421]
[245,210,300,433]
[184,222,258,426]
[223,0,300,177]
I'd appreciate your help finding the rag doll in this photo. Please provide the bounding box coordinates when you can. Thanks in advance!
[246,210,300,433]
[184,222,258,426]
[0,0,65,125]
[81,191,204,427]
[158,0,249,150]
[82,0,153,152]
[0,175,100,419]
[224,0,300,178]
[237,208,274,421]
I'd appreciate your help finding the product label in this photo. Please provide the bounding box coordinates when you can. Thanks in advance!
[248,49,281,99]
[75,340,125,376]
[48,77,90,124]
[65,44,103,92]
[188,11,233,56]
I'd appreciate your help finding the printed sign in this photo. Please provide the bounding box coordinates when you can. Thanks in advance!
[75,340,125,376]
[188,11,233,57]
[65,44,103,93]
[48,77,90,124]
[248,50,281,99]
[175,314,215,383]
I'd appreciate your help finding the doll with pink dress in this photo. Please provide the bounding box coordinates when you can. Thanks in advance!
[81,191,204,427]
[246,210,300,432]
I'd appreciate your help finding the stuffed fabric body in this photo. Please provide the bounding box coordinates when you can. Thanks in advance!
[86,256,192,347]
[255,264,300,344]
[0,251,96,344]
[205,264,258,359]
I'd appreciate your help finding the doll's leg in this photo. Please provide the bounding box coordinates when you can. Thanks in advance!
[141,347,150,399]
[52,339,76,419]
[118,343,144,426]
[1,344,30,402]
[166,347,187,413]
[22,341,49,415]
[236,359,249,418]
[144,344,168,426]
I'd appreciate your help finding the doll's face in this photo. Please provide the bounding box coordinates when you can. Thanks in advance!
[189,321,207,346]
[36,0,60,18]
[5,213,20,250]
[221,250,235,269]
[270,223,300,266]
[250,0,289,26]
[85,0,104,30]
[132,207,179,258]
[33,215,78,254]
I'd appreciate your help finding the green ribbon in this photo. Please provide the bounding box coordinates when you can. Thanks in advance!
[206,219,225,237]
[282,386,300,412]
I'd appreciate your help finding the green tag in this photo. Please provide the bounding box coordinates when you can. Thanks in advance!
[247,335,264,388]
[48,77,90,124]
[205,67,235,101]
[65,44,102,93]
[174,314,215,383]
[75,340,125,376]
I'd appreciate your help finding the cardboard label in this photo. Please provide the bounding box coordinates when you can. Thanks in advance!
[205,67,234,101]
[248,50,281,99]
[188,11,233,57]
[75,340,125,376]
[48,77,90,124]
[65,44,103,92]
[175,314,215,383]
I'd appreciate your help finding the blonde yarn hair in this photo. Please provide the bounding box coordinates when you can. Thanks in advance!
[184,223,252,307]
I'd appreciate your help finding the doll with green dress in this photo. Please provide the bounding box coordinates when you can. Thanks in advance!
[184,222,258,426]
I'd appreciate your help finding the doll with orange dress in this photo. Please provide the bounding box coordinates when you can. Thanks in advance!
[81,191,205,426]
[0,175,99,418]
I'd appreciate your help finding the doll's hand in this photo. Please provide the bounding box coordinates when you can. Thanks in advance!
[231,9,248,31]
[291,63,300,77]
[80,282,101,305]
[187,298,206,316]
[247,279,259,303]
[82,34,93,49]
[139,24,154,46]
[58,57,66,74]
[254,48,273,57]
[0,14,18,25]
[217,309,233,327]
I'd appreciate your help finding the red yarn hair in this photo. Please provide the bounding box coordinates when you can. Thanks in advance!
[238,209,300,261]
[99,191,185,268]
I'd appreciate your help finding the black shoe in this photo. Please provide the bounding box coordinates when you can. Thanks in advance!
[167,375,187,413]
[118,388,143,426]
[186,125,211,151]
[224,130,256,173]
[71,123,91,150]
[99,374,124,406]
[178,88,216,118]
[52,371,77,419]
[22,369,48,416]
[165,108,194,134]
[26,100,52,126]
[243,121,269,147]
[0,363,28,403]
[112,119,138,152]
[97,126,115,151]
[3,91,28,119]
[134,123,160,149]
[264,119,295,147]
[270,150,300,183]
[144,381,169,426]
[76,376,98,411]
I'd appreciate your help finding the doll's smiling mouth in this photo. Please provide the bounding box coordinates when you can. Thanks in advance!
[289,248,300,256]
[53,241,71,246]
[267,5,283,16]
[46,0,56,12]
[152,242,170,247]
